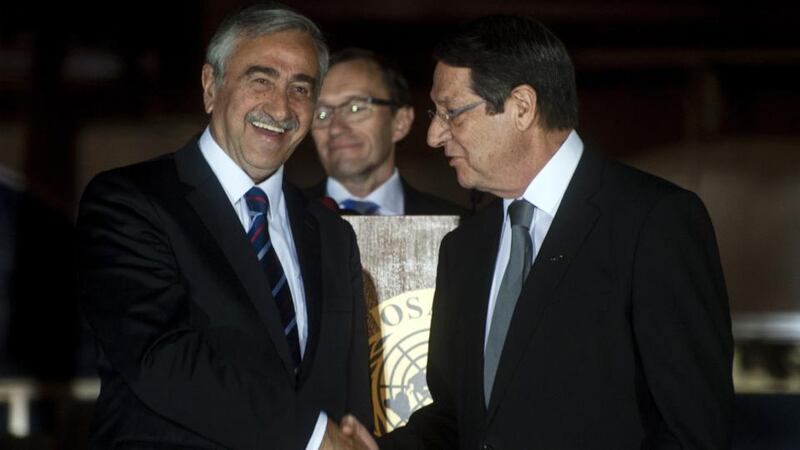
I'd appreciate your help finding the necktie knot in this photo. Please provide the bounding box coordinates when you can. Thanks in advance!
[508,199,534,229]
[340,199,380,215]
[245,187,270,216]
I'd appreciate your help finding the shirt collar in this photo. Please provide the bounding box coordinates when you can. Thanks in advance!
[504,130,584,218]
[325,168,404,215]
[198,126,285,209]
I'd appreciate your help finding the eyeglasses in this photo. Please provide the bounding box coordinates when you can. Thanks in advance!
[312,96,399,129]
[427,100,486,126]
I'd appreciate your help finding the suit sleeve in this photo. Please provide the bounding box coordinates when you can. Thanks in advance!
[346,223,374,426]
[78,172,319,449]
[631,190,734,449]
[378,233,459,450]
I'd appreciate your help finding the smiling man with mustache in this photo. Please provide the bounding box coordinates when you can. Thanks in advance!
[78,5,372,449]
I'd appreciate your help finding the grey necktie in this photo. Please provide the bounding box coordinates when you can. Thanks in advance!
[484,199,535,407]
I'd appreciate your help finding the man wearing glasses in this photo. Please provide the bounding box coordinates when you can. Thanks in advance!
[308,48,465,216]
[344,14,733,450]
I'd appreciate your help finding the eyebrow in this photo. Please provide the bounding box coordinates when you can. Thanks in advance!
[242,65,317,87]
[243,65,279,79]
[292,73,317,86]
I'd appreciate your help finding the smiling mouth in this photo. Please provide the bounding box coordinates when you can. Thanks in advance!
[251,120,286,134]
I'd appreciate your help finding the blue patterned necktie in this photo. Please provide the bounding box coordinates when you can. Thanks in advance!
[340,199,380,215]
[245,187,301,372]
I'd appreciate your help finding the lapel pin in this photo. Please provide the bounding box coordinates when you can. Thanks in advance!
[549,254,565,262]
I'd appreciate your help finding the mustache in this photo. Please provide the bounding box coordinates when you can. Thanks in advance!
[246,111,299,132]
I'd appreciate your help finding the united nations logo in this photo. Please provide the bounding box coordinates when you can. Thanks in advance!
[368,288,434,434]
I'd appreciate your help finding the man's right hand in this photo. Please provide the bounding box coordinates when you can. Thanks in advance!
[320,417,377,450]
[340,415,378,450]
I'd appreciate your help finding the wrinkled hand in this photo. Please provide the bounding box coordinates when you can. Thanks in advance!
[340,414,379,450]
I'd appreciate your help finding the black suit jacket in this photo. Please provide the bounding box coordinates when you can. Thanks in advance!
[379,149,733,450]
[78,139,372,449]
[304,176,466,215]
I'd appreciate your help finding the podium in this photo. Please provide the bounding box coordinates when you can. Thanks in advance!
[343,215,459,434]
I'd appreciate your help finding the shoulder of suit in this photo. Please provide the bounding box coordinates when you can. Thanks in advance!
[601,157,691,203]
[85,152,179,196]
[302,192,354,232]
[443,197,501,241]
[574,152,709,229]
[83,137,201,202]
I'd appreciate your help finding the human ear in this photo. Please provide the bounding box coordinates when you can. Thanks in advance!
[391,106,415,143]
[201,64,218,114]
[509,85,537,131]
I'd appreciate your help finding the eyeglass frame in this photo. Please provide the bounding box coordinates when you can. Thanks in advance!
[312,96,400,129]
[427,99,486,126]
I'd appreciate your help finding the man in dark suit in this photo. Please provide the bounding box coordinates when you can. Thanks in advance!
[78,5,371,449]
[345,15,733,450]
[307,48,465,216]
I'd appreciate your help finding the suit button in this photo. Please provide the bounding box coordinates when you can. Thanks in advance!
[481,444,494,450]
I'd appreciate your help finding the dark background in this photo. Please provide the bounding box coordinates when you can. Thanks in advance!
[2,0,799,211]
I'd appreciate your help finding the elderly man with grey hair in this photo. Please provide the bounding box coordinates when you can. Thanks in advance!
[78,4,371,449]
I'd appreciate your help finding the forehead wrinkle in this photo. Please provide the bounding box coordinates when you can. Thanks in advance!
[431,82,462,106]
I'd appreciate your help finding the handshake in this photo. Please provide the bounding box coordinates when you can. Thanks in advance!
[320,415,379,450]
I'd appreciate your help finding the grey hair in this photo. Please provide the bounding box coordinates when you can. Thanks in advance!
[205,4,329,93]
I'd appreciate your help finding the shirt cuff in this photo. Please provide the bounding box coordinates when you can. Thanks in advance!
[305,411,328,450]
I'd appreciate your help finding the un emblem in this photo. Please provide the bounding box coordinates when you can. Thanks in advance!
[369,288,434,434]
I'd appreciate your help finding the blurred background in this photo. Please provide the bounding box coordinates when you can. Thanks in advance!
[1,0,798,448]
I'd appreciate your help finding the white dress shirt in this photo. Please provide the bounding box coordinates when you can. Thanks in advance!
[484,130,584,348]
[325,168,404,215]
[198,128,327,449]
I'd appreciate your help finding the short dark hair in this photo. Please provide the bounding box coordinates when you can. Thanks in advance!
[330,47,411,109]
[433,15,578,130]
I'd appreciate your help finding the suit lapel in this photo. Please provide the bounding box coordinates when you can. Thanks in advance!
[284,182,322,382]
[486,150,604,420]
[400,177,421,214]
[458,202,504,416]
[175,141,297,379]
[304,180,326,201]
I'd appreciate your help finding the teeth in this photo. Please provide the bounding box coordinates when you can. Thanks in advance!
[251,121,285,133]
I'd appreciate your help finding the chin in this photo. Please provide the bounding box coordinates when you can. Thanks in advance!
[455,172,476,190]
[330,168,364,182]
[330,160,367,176]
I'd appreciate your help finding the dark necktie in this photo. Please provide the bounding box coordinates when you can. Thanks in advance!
[245,187,301,372]
[340,199,380,215]
[484,199,535,407]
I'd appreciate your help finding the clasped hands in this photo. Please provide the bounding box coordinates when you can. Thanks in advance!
[320,414,378,450]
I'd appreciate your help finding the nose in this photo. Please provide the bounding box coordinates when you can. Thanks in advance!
[264,90,292,122]
[427,117,451,149]
[328,110,351,136]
